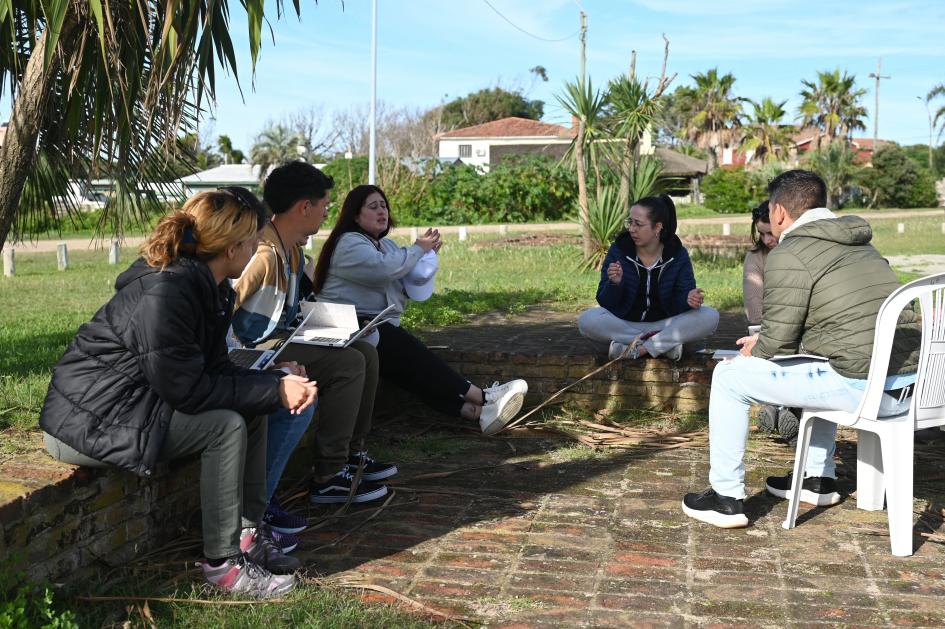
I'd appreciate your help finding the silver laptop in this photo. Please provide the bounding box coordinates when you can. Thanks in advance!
[227,305,320,370]
[295,302,396,348]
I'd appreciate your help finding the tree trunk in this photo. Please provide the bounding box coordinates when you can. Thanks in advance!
[617,137,635,213]
[706,147,719,171]
[0,28,63,252]
[575,120,592,259]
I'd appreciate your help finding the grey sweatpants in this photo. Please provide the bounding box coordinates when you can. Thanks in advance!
[44,409,267,560]
[577,306,720,356]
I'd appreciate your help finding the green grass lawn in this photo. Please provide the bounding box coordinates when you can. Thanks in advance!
[3,218,942,433]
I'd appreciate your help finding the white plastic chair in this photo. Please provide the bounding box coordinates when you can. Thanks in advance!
[781,272,945,556]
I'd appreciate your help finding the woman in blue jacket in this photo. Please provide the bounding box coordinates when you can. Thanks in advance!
[578,194,719,360]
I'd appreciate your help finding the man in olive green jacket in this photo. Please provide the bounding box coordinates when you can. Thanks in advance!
[682,170,920,528]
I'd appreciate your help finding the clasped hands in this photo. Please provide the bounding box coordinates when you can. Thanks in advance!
[274,361,318,414]
[416,228,443,253]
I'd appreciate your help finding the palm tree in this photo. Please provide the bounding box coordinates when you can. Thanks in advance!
[250,124,306,179]
[798,70,867,146]
[0,1,310,252]
[684,69,742,171]
[218,135,246,165]
[556,78,608,259]
[740,98,795,165]
[805,142,859,208]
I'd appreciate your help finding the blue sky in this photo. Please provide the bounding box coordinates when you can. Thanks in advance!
[10,1,945,153]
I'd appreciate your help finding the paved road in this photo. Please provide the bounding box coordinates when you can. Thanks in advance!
[5,209,943,254]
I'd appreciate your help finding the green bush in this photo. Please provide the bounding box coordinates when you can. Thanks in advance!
[0,566,78,629]
[321,155,577,225]
[864,145,939,208]
[701,167,755,213]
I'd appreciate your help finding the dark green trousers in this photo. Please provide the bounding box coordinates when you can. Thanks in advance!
[45,409,267,561]
[262,338,378,480]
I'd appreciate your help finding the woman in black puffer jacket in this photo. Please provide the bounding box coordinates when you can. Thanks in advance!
[40,188,317,598]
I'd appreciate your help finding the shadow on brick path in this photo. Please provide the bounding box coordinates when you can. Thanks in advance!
[291,397,945,626]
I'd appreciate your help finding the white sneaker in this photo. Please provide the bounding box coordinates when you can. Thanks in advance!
[608,341,630,360]
[479,379,528,436]
[663,344,683,361]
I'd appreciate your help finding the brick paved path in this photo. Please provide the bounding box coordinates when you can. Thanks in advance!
[294,418,945,627]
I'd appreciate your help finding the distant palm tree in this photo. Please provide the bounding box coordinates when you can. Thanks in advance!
[928,84,945,139]
[684,69,743,171]
[805,142,859,208]
[740,98,795,165]
[217,135,246,165]
[250,125,305,179]
[798,70,867,146]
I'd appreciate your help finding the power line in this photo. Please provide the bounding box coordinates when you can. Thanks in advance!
[481,0,579,42]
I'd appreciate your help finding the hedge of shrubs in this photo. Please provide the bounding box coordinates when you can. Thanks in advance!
[321,155,577,225]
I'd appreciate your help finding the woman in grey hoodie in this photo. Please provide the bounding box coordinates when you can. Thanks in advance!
[314,185,527,436]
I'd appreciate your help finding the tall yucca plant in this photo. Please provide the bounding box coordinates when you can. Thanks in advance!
[582,185,625,271]
[0,0,314,251]
[805,141,859,208]
[557,77,608,259]
[627,155,664,204]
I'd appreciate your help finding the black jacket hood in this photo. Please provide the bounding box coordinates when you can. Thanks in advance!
[614,231,685,260]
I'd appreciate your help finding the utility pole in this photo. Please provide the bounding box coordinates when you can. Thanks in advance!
[918,95,934,170]
[579,9,586,85]
[868,57,891,152]
[368,0,378,185]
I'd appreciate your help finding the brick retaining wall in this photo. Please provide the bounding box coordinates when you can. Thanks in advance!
[1,308,732,584]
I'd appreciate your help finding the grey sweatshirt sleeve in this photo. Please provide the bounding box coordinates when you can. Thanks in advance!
[331,233,426,287]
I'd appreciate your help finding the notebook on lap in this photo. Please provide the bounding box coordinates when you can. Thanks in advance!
[296,302,396,348]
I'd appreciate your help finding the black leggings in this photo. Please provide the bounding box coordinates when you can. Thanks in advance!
[375,322,472,417]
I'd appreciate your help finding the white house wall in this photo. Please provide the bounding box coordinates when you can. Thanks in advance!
[438,137,572,173]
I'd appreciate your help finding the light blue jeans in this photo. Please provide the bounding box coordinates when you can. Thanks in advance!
[266,403,316,501]
[709,355,910,499]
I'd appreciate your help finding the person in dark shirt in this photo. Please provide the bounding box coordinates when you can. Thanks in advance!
[578,194,719,360]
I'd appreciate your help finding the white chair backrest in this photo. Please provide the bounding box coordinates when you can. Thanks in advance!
[852,272,945,424]
[915,276,945,422]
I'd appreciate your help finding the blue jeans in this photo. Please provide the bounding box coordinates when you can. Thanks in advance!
[266,404,316,501]
[708,356,909,500]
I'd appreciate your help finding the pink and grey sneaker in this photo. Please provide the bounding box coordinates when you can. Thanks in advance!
[200,554,295,599]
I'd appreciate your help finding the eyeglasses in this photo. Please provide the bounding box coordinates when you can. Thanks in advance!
[624,219,651,230]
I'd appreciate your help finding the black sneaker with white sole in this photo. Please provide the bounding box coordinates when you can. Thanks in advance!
[682,487,749,528]
[765,472,841,506]
[310,469,388,504]
[347,451,398,482]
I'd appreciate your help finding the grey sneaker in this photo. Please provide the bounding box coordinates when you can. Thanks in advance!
[241,524,300,574]
[480,379,528,435]
[200,554,295,598]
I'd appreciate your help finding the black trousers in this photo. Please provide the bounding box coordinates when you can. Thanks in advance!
[375,322,471,417]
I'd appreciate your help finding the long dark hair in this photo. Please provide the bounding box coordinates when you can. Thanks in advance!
[634,194,677,244]
[750,200,770,252]
[313,184,395,294]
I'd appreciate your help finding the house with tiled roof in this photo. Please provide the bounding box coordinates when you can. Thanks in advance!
[436,117,577,172]
[437,116,708,200]
[719,127,895,168]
